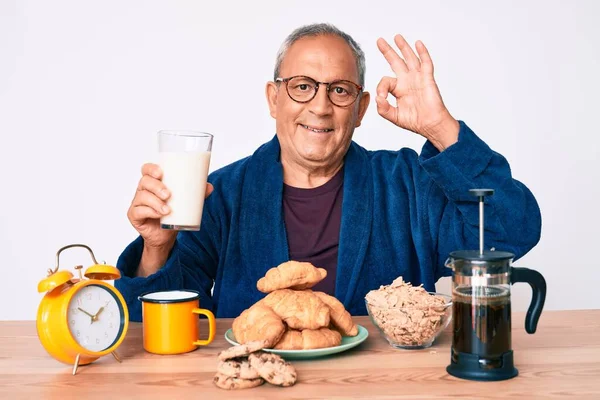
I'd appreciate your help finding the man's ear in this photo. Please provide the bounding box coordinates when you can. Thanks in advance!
[266,81,278,119]
[354,91,370,128]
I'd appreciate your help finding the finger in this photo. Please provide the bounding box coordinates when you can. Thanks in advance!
[137,175,170,200]
[132,190,170,216]
[393,34,421,71]
[375,94,397,125]
[377,37,408,75]
[205,183,214,199]
[376,76,397,99]
[141,163,162,179]
[415,40,434,75]
[376,77,398,123]
[129,205,164,222]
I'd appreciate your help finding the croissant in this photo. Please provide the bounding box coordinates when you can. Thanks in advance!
[274,328,342,350]
[313,291,358,336]
[259,289,330,330]
[257,261,327,293]
[232,304,286,348]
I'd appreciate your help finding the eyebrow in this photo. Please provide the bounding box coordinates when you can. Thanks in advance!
[287,74,358,82]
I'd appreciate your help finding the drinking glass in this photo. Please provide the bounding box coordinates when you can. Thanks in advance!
[157,130,213,231]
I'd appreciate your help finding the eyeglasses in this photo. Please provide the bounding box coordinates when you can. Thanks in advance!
[275,75,363,107]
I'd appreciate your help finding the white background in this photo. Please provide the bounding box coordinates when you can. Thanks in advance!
[1,0,598,320]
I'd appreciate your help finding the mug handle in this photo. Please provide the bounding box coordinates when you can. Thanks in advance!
[192,308,216,346]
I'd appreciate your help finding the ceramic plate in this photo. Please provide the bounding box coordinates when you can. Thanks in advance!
[224,325,369,360]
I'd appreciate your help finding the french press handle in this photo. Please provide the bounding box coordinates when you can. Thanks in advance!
[510,267,547,334]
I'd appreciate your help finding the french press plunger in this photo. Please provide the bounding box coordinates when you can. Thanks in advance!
[445,189,547,381]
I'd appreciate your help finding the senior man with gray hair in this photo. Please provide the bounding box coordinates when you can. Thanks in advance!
[115,23,541,321]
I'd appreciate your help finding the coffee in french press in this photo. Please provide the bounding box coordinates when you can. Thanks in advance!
[445,189,547,381]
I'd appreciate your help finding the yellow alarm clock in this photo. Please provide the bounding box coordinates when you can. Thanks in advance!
[37,244,129,375]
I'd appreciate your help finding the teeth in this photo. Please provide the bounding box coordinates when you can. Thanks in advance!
[302,124,332,133]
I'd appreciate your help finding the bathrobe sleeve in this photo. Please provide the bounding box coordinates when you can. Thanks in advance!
[114,197,222,322]
[417,120,542,278]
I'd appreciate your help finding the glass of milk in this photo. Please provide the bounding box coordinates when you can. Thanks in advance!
[157,130,213,231]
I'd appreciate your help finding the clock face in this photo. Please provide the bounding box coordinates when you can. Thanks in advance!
[67,284,125,352]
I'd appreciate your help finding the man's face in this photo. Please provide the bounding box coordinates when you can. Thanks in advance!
[266,35,370,170]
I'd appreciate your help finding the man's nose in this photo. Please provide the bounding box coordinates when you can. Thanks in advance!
[308,85,334,116]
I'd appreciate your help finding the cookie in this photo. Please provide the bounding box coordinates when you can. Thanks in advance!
[248,351,297,387]
[213,372,264,390]
[218,340,266,361]
[217,358,261,380]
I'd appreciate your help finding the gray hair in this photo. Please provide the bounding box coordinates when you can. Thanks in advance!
[274,23,366,86]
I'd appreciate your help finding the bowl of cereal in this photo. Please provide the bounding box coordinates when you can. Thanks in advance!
[365,277,452,349]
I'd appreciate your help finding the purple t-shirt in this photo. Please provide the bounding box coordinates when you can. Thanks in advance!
[282,167,344,296]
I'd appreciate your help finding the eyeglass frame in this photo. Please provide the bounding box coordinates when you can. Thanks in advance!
[275,75,364,107]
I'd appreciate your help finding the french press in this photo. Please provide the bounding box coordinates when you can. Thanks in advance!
[445,189,547,381]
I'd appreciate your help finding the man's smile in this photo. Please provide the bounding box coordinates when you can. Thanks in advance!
[298,124,334,133]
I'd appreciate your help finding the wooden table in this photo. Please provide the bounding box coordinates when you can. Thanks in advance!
[1,310,599,399]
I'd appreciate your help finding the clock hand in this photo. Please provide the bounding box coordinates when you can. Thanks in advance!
[78,307,94,318]
[92,306,105,322]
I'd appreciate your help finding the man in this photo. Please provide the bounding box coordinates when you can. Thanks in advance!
[115,23,541,322]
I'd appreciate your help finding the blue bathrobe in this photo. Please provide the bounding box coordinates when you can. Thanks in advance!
[115,121,541,322]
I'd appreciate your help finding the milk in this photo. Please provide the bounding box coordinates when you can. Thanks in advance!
[159,151,211,230]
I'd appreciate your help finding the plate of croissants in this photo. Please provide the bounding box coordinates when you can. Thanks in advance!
[225,260,369,360]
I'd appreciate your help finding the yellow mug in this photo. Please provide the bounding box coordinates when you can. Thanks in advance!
[138,290,216,354]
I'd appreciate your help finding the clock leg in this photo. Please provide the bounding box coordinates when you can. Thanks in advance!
[72,353,81,375]
[112,351,122,363]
